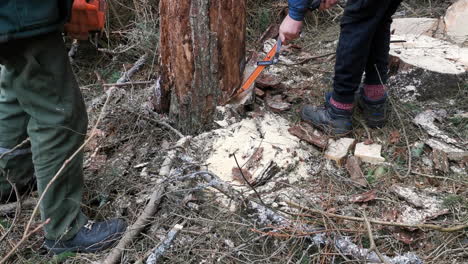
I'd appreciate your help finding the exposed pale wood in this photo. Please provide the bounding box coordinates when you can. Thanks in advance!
[389,35,468,101]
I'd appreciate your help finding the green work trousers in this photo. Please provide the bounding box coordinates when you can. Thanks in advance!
[0,31,88,240]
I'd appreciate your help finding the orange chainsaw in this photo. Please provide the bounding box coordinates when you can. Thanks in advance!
[65,0,107,40]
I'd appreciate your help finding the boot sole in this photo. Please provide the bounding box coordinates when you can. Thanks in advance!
[44,235,120,254]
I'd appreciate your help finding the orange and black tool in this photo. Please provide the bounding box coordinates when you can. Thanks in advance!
[238,39,282,95]
[65,0,107,40]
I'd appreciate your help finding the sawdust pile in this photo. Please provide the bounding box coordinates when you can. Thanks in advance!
[194,111,318,186]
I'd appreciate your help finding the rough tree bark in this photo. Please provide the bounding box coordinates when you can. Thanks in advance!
[157,0,246,134]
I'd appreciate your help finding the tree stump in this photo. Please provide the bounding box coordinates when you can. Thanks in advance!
[157,0,246,134]
[388,34,468,102]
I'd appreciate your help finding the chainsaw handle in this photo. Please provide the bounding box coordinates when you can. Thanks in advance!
[257,39,282,66]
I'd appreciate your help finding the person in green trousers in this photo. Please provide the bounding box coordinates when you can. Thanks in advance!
[0,0,126,254]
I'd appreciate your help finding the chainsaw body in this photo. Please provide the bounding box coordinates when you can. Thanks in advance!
[65,0,106,40]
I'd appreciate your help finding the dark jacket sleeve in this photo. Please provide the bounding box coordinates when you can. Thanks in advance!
[288,0,311,21]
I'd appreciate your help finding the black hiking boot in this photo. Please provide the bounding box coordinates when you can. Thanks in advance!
[358,92,389,128]
[301,93,353,136]
[44,219,127,254]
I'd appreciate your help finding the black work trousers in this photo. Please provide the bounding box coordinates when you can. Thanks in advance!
[332,0,403,104]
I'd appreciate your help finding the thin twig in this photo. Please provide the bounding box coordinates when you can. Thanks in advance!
[103,81,154,87]
[0,138,30,160]
[123,108,184,138]
[362,212,390,264]
[411,171,468,184]
[353,116,372,142]
[232,153,266,207]
[374,64,412,178]
[0,176,21,243]
[102,181,168,264]
[0,219,50,264]
[288,201,468,232]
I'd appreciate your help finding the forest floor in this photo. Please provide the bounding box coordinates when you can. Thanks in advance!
[1,0,467,263]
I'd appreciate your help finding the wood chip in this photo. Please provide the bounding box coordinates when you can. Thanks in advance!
[288,123,328,149]
[265,95,291,112]
[432,149,450,173]
[256,74,282,89]
[232,168,253,184]
[255,88,265,98]
[349,190,377,203]
[345,156,367,187]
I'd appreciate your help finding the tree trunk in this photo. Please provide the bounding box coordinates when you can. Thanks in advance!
[157,0,246,135]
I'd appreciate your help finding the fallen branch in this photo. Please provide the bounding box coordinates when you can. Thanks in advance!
[145,223,185,264]
[101,136,190,264]
[90,53,149,108]
[103,81,154,87]
[123,108,184,139]
[116,54,148,85]
[288,201,468,232]
[0,198,36,216]
[363,212,390,264]
[102,182,168,264]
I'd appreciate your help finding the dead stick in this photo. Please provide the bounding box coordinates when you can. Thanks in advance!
[102,136,190,264]
[123,108,184,139]
[232,153,266,207]
[102,183,167,264]
[288,202,468,232]
[0,219,50,264]
[0,177,21,243]
[0,138,30,160]
[181,172,422,264]
[145,222,185,264]
[363,212,390,264]
[103,81,154,87]
[0,198,36,216]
